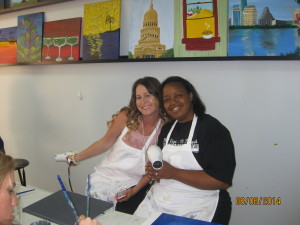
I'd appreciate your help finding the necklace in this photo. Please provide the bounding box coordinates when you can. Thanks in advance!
[140,116,160,151]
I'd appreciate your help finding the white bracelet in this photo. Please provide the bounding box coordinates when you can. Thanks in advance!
[69,152,80,165]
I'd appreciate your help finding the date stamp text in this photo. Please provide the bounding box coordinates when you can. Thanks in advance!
[235,197,281,205]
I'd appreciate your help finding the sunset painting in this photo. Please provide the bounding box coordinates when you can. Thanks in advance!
[0,27,17,64]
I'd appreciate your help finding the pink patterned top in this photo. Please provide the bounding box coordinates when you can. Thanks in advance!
[122,128,162,150]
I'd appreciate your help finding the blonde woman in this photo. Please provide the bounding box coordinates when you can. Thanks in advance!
[68,77,168,214]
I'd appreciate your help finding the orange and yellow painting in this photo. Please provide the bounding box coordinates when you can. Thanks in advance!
[186,9,215,39]
[0,27,17,64]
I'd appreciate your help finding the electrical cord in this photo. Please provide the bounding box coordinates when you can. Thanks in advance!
[68,164,74,192]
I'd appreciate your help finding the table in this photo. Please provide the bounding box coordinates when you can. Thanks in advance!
[17,185,221,225]
[16,185,146,225]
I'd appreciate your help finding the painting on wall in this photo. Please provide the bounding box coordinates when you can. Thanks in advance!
[0,27,17,64]
[17,12,44,63]
[173,0,228,57]
[82,0,121,60]
[42,17,82,62]
[0,0,5,9]
[128,0,174,59]
[228,0,300,56]
[11,0,38,7]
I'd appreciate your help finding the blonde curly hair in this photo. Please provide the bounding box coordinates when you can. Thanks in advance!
[0,153,14,187]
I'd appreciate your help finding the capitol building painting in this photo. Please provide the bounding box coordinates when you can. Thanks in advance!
[128,0,174,59]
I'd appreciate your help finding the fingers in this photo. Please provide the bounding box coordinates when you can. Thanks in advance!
[79,215,86,220]
[78,216,101,225]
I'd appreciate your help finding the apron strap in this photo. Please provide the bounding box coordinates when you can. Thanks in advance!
[142,118,162,152]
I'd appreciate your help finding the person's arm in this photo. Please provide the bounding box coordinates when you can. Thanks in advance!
[68,110,127,164]
[146,161,229,190]
[116,175,152,202]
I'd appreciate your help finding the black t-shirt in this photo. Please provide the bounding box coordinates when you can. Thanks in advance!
[157,114,236,186]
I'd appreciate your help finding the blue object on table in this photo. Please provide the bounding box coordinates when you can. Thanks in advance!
[17,189,35,195]
[87,174,91,217]
[151,213,223,225]
[57,175,79,223]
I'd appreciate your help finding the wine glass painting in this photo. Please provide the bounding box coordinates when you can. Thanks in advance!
[53,36,66,62]
[43,37,53,59]
[42,17,82,62]
[66,36,79,60]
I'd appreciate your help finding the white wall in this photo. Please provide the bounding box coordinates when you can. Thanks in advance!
[1,1,300,225]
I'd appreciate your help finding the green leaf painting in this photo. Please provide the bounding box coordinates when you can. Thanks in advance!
[17,12,44,63]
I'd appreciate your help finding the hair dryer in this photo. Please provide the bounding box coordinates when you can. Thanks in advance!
[147,145,163,170]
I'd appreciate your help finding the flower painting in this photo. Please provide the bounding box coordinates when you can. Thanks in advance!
[0,27,17,64]
[82,0,121,60]
[17,12,44,63]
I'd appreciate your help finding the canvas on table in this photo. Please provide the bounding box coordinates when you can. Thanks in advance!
[42,17,82,62]
[82,0,121,60]
[0,27,17,64]
[17,12,44,63]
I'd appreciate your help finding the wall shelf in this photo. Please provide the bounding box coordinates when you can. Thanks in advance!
[0,0,74,15]
[1,0,299,67]
[1,55,300,67]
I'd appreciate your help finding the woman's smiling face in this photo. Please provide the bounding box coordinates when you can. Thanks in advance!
[162,82,194,123]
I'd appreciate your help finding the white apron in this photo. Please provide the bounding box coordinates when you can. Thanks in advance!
[135,115,219,222]
[89,119,161,205]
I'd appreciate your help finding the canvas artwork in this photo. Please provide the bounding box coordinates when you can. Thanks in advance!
[173,0,228,57]
[228,0,300,56]
[82,0,121,60]
[128,0,174,59]
[11,0,38,7]
[17,12,44,63]
[42,17,82,62]
[0,0,5,9]
[0,27,17,64]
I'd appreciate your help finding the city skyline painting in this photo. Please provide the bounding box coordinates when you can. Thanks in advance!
[229,0,299,22]
[228,0,300,56]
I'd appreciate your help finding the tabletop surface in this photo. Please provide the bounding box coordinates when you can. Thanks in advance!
[16,185,146,225]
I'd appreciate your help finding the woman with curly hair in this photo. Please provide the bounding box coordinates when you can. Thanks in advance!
[67,77,167,214]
